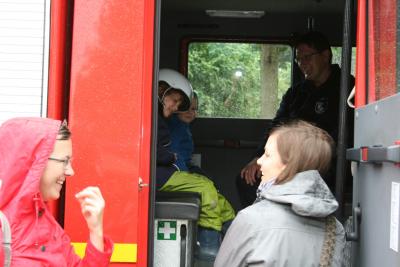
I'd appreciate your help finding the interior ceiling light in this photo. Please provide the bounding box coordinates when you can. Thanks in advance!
[205,10,265,18]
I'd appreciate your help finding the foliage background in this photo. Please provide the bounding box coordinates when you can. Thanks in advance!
[188,43,291,119]
[188,43,354,119]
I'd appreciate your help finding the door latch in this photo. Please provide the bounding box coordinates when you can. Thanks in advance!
[138,177,149,190]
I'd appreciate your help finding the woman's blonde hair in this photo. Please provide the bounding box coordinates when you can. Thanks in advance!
[271,120,334,184]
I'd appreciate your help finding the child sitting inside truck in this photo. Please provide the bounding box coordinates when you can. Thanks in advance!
[167,92,207,176]
[156,69,235,262]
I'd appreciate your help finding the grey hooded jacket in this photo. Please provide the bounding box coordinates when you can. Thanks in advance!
[214,170,345,267]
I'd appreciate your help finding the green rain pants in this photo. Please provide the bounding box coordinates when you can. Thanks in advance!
[160,171,235,231]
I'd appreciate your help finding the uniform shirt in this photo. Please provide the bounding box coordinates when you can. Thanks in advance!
[255,64,355,189]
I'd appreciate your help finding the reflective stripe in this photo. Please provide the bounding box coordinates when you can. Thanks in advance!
[71,242,137,263]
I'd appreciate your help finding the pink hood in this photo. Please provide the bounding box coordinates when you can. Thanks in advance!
[0,118,60,211]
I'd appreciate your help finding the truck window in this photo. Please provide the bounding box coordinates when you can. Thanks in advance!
[331,46,357,75]
[187,42,292,119]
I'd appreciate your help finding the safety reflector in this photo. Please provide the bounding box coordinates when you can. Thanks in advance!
[72,242,137,263]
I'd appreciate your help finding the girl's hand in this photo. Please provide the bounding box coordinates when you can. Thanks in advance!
[75,186,105,251]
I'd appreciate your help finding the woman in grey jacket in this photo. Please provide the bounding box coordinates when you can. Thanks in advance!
[215,121,345,267]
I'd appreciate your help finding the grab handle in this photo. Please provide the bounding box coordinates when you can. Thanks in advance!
[346,205,361,241]
[180,224,187,267]
[347,143,400,164]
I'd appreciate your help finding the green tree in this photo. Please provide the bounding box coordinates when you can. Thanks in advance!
[188,42,292,119]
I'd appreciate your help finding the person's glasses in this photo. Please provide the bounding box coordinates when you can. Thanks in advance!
[189,107,198,113]
[48,156,72,168]
[295,52,320,64]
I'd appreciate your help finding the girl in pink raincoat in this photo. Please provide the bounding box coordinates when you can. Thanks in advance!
[0,117,113,266]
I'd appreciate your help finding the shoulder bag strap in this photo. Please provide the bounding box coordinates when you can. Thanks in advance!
[319,215,337,267]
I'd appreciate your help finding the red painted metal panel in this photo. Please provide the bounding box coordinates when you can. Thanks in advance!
[374,0,397,100]
[368,0,377,103]
[368,0,397,103]
[355,0,366,107]
[136,0,155,265]
[65,1,154,266]
[47,0,68,216]
[47,0,67,119]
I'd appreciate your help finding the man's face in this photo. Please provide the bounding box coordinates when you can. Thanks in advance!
[295,44,330,85]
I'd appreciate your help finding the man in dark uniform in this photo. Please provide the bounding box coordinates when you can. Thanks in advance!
[236,31,355,208]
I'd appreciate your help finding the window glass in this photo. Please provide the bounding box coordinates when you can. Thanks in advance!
[188,42,292,119]
[331,47,357,76]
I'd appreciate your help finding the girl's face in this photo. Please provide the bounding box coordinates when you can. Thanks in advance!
[178,97,198,124]
[257,133,286,182]
[40,137,74,201]
[163,91,183,118]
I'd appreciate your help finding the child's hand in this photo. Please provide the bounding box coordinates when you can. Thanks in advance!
[75,186,105,234]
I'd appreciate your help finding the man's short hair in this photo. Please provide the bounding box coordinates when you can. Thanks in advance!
[294,31,331,52]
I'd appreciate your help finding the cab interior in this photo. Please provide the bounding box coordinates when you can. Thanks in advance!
[158,0,356,214]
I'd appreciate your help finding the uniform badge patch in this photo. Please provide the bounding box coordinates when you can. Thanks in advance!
[315,98,328,114]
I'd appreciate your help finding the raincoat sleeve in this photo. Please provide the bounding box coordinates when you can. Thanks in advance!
[66,235,113,267]
[214,211,255,267]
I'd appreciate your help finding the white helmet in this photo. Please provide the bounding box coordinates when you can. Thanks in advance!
[159,68,193,111]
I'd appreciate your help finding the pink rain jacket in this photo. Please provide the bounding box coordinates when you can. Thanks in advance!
[0,118,113,266]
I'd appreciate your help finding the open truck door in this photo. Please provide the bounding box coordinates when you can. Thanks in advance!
[63,1,156,266]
